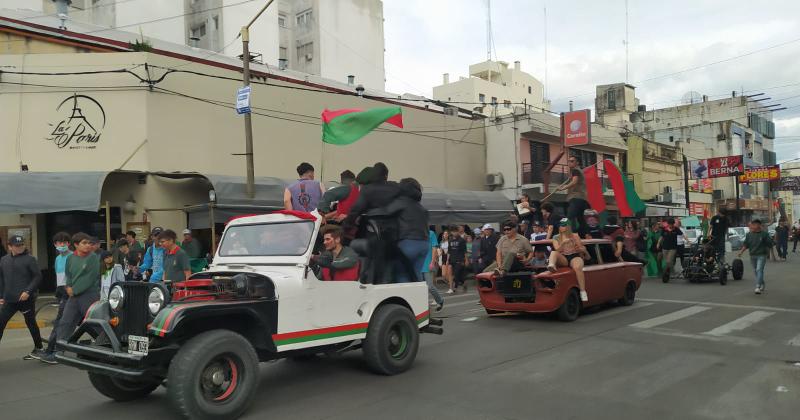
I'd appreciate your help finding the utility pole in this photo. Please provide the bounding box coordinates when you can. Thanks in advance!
[682,155,690,210]
[624,0,629,83]
[241,0,275,198]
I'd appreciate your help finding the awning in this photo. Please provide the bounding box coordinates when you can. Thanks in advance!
[422,188,514,225]
[0,171,108,213]
[681,215,702,227]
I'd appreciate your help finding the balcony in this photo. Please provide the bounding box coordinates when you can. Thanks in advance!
[522,163,614,189]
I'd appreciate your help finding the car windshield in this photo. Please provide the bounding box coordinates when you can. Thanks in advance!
[219,221,314,257]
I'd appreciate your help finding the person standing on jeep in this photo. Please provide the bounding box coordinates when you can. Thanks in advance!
[56,233,100,346]
[708,208,730,261]
[160,230,191,283]
[737,219,773,294]
[0,235,44,360]
[284,162,326,212]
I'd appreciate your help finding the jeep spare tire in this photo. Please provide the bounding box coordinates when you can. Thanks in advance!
[167,329,259,420]
[88,373,159,402]
[363,303,420,375]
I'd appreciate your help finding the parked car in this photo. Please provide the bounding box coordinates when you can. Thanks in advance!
[475,239,643,322]
[56,211,440,420]
[728,227,746,251]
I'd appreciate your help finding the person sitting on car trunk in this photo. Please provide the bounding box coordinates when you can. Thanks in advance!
[492,220,533,277]
[313,225,359,281]
[548,219,591,302]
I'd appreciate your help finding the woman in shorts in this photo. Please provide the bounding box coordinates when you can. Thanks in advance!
[548,219,591,302]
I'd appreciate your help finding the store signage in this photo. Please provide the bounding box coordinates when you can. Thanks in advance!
[236,86,251,114]
[773,176,800,191]
[737,165,780,183]
[45,94,106,149]
[562,109,591,146]
[689,155,744,179]
[690,178,713,193]
[688,202,709,217]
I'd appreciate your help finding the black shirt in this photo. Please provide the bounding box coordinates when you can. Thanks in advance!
[447,237,467,265]
[545,213,560,235]
[709,215,729,244]
[580,225,603,239]
[480,233,500,263]
[660,227,683,250]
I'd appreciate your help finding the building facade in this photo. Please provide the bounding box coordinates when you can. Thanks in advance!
[433,60,548,117]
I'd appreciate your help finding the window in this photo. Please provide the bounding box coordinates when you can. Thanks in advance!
[569,149,597,167]
[491,96,497,105]
[504,100,511,108]
[219,222,314,257]
[213,15,219,30]
[278,14,286,28]
[190,23,206,38]
[528,86,532,94]
[297,42,313,62]
[296,9,312,26]
[279,47,287,60]
[607,89,617,108]
[479,93,486,103]
[526,141,550,184]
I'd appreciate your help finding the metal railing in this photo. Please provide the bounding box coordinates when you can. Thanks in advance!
[522,162,613,189]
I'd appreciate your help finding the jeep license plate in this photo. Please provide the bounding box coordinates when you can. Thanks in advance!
[128,335,149,356]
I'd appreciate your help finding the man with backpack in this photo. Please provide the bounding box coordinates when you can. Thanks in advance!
[139,227,165,282]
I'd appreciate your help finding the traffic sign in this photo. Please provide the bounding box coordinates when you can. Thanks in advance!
[236,86,251,114]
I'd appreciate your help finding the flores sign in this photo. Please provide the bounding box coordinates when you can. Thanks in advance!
[562,109,591,146]
[45,94,106,150]
[737,165,780,183]
[689,155,744,179]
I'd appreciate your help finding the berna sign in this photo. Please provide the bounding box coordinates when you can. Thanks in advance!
[562,109,591,146]
[689,155,744,179]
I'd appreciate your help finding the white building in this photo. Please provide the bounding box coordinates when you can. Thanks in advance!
[1,0,386,89]
[433,60,548,117]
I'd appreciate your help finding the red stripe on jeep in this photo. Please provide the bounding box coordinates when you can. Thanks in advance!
[82,301,100,323]
[416,310,430,322]
[272,310,430,346]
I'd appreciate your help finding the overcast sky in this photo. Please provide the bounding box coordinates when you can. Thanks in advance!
[383,0,800,162]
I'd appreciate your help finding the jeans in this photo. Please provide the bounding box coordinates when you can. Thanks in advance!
[45,287,69,353]
[567,198,590,233]
[395,239,429,283]
[56,291,100,343]
[750,255,766,288]
[422,272,444,305]
[777,240,788,259]
[0,297,43,349]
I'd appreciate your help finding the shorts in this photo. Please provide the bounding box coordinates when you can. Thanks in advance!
[564,253,582,264]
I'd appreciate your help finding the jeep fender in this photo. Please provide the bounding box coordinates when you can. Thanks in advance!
[149,299,279,351]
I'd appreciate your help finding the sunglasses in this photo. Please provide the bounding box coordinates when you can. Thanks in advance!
[503,227,514,231]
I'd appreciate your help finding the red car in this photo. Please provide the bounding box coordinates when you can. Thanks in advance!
[476,239,643,322]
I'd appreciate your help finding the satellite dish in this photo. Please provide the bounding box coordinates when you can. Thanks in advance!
[681,91,703,105]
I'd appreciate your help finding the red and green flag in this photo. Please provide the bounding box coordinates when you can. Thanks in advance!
[584,159,646,217]
[321,107,403,145]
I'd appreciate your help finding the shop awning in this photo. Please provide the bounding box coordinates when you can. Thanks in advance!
[422,188,514,225]
[0,171,108,213]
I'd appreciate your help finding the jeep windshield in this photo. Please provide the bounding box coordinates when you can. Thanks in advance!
[219,221,314,256]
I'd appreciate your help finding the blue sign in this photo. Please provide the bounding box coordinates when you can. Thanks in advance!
[236,86,251,114]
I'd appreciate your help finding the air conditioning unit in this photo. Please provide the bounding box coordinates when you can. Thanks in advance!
[663,186,673,194]
[655,194,665,203]
[485,173,504,186]
[443,106,457,116]
[712,189,724,200]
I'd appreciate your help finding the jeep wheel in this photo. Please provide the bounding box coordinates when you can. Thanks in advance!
[88,373,159,402]
[167,330,259,420]
[557,289,581,322]
[363,304,419,375]
[619,281,636,306]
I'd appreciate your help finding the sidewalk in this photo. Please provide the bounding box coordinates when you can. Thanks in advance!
[5,294,57,330]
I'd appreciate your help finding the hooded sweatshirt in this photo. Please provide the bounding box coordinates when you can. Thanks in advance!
[385,181,429,241]
[0,250,41,303]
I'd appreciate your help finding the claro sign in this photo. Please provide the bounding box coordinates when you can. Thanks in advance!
[562,109,591,147]
[45,94,106,150]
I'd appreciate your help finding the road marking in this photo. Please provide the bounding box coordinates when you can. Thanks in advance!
[704,311,774,336]
[638,298,800,314]
[577,302,655,322]
[788,333,800,347]
[445,299,481,309]
[629,305,711,329]
[632,327,763,346]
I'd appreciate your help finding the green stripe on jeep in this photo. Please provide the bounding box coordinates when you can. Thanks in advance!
[274,328,368,346]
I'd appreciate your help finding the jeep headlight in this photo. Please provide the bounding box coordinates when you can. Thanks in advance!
[108,285,124,311]
[148,287,165,315]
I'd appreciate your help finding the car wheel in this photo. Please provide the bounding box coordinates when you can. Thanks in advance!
[557,289,581,322]
[719,268,728,285]
[88,373,160,402]
[363,304,419,376]
[167,330,259,420]
[732,259,744,280]
[619,281,636,306]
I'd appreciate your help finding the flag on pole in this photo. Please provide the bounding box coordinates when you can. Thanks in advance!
[583,164,606,213]
[603,159,646,217]
[321,107,403,145]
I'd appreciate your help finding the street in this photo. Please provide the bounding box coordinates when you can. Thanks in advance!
[2,257,799,420]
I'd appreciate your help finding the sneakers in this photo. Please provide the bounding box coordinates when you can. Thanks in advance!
[23,348,45,361]
[446,289,454,294]
[547,265,557,273]
[754,287,762,295]
[40,352,58,365]
[580,290,589,302]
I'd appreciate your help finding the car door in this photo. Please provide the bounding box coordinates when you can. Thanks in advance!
[581,243,617,304]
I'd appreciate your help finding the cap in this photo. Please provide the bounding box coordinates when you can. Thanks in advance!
[115,239,129,248]
[182,229,192,235]
[9,235,24,246]
[473,227,482,235]
[532,221,542,227]
[482,223,494,230]
[151,227,164,235]
[559,218,571,227]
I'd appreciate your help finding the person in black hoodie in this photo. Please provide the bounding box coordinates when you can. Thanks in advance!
[0,235,44,360]
[386,178,430,283]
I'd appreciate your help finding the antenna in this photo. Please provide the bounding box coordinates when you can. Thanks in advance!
[486,0,492,61]
[624,0,629,82]
[544,6,548,99]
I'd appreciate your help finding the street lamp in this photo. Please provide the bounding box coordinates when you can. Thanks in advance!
[241,0,276,198]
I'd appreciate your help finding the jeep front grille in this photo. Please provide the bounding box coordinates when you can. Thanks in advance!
[117,283,150,338]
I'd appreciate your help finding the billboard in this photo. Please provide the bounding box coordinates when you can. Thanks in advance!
[689,155,744,179]
[562,110,591,146]
[773,176,800,191]
[690,178,713,193]
[737,165,780,183]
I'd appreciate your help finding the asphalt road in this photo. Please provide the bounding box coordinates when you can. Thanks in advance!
[1,254,799,420]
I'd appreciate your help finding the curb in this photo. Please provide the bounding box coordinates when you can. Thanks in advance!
[7,320,48,329]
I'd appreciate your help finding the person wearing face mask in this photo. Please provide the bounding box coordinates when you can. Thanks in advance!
[41,232,72,364]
